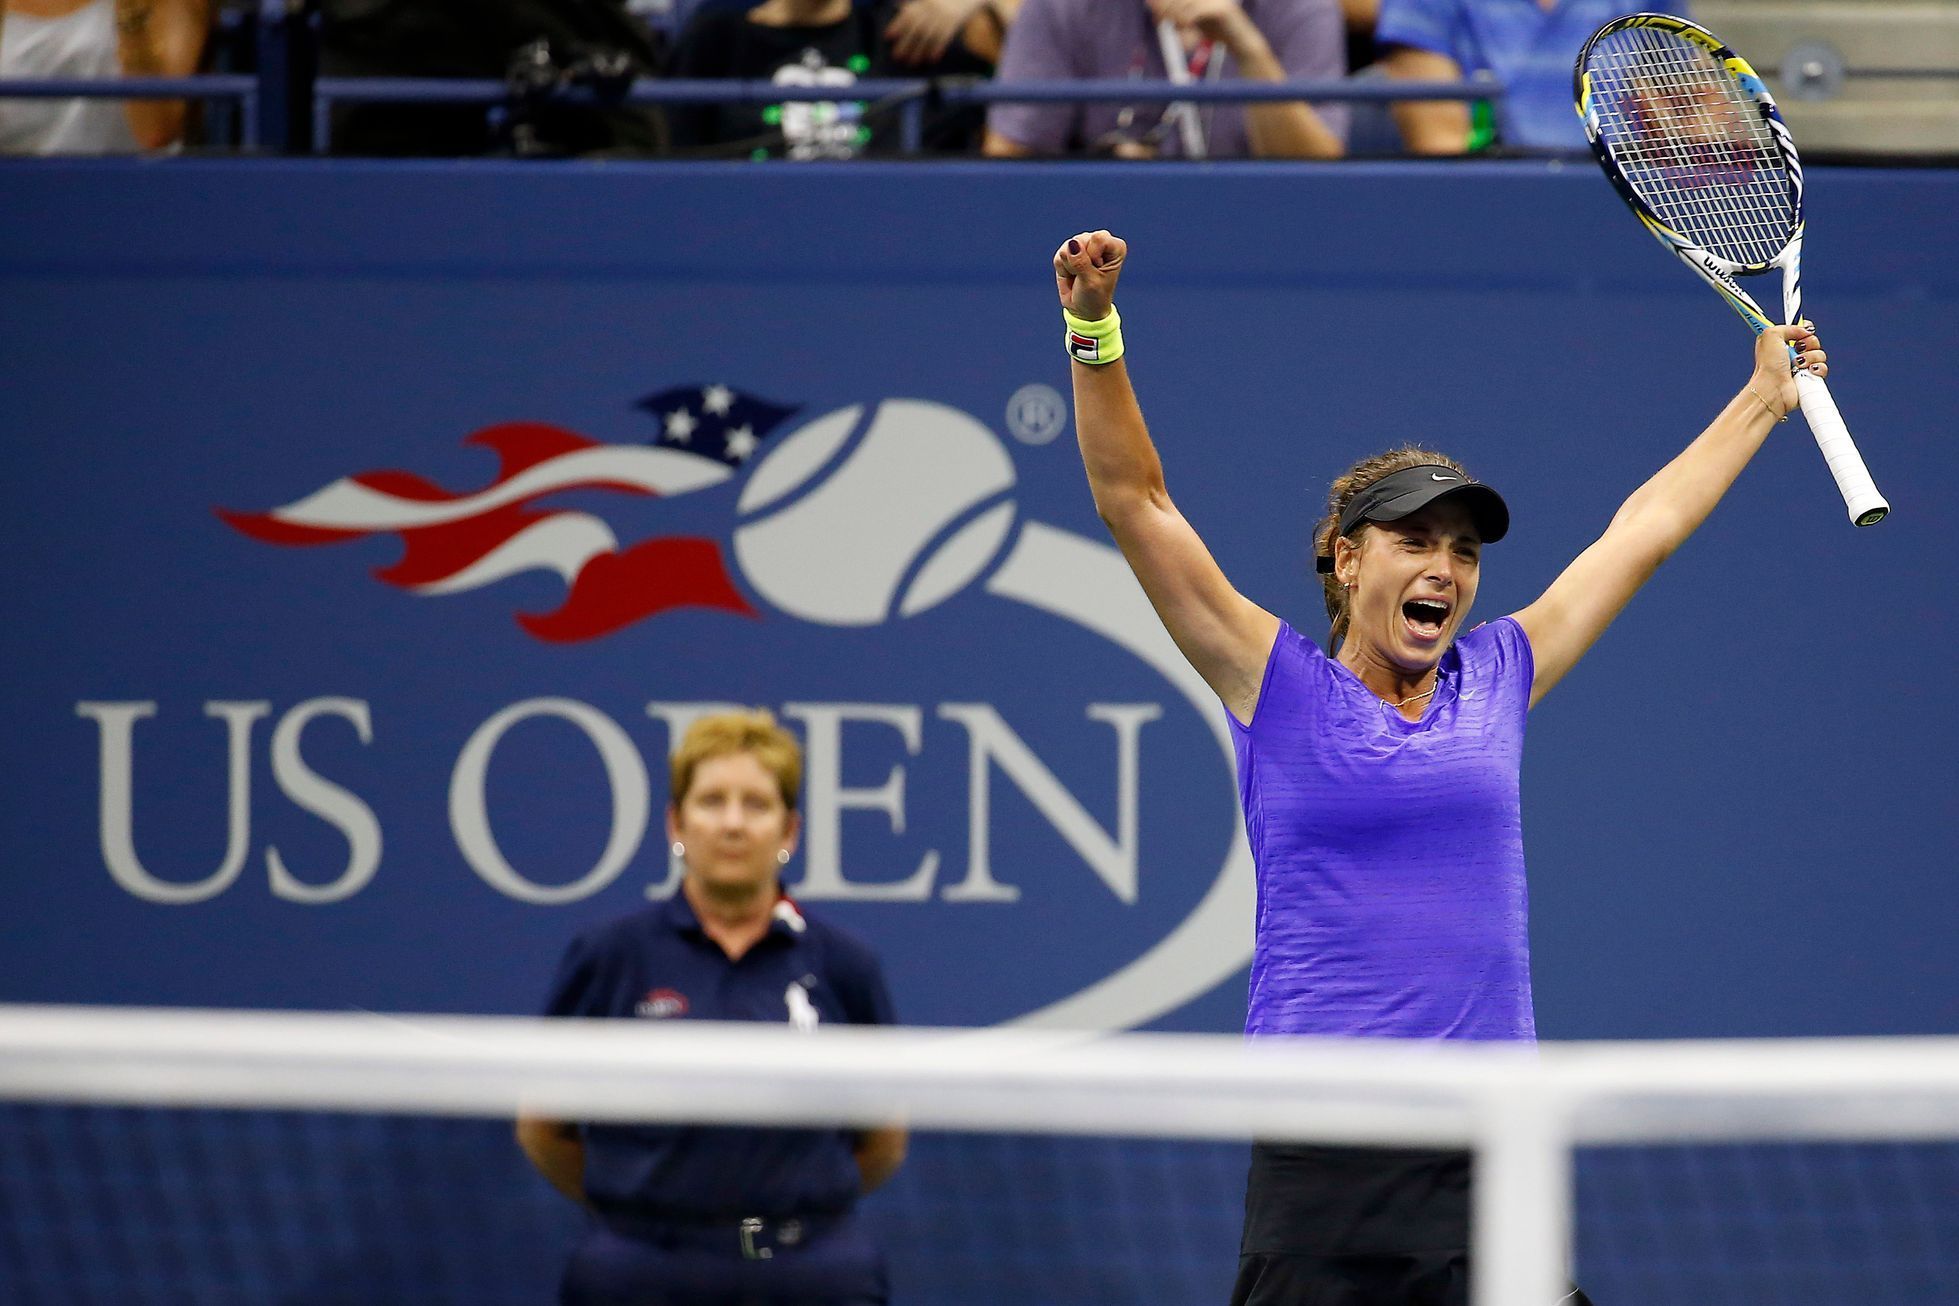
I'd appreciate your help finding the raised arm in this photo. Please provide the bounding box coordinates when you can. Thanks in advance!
[1512,324,1825,708]
[1056,230,1280,723]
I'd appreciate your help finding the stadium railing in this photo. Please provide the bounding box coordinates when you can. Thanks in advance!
[307,75,1498,154]
[0,76,265,148]
[0,68,1502,156]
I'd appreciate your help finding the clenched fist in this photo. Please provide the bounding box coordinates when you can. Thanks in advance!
[1054,230,1127,322]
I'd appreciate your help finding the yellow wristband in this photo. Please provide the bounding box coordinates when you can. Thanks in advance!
[1063,305,1123,366]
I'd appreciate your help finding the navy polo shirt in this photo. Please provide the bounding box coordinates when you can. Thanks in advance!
[542,893,897,1219]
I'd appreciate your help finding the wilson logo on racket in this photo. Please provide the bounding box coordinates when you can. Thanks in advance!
[1690,252,1746,297]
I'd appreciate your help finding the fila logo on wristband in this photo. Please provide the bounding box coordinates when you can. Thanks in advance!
[1063,305,1122,365]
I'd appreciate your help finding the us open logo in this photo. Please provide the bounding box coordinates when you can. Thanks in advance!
[79,389,1252,1030]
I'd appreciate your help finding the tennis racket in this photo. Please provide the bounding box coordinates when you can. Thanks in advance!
[1575,12,1888,526]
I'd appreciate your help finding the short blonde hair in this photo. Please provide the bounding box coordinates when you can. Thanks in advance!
[669,709,802,812]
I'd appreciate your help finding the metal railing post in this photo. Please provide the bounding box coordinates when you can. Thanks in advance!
[254,0,318,154]
[899,96,924,156]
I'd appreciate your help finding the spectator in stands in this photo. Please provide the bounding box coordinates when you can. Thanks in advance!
[666,0,997,156]
[884,0,1019,149]
[1337,0,1377,73]
[0,0,210,154]
[666,0,882,158]
[517,709,905,1306]
[983,0,1347,160]
[1333,0,1405,154]
[1376,0,1662,153]
[318,0,663,157]
[883,0,1018,66]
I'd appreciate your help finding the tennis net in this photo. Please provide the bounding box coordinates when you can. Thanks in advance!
[3,1006,1957,1304]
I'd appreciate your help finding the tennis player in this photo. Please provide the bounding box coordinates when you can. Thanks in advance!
[1051,228,1824,1305]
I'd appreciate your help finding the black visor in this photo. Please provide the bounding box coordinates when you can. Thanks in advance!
[1314,465,1509,573]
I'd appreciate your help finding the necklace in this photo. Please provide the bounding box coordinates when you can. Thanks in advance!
[1385,681,1437,710]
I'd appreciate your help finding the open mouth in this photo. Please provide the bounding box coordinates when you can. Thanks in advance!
[1402,598,1450,640]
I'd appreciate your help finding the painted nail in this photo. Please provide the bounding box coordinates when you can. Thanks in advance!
[1067,239,1081,255]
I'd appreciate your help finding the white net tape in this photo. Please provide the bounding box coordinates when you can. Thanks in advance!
[1586,26,1795,267]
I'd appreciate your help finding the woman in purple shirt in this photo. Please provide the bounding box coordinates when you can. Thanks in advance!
[1050,228,1825,1306]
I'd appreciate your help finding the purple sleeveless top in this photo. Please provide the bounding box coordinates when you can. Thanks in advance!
[1230,618,1536,1042]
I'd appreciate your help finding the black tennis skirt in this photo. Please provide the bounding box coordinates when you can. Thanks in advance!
[1239,1142,1473,1258]
[1231,1143,1593,1306]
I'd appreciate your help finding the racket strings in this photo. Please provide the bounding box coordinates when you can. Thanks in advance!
[1586,26,1793,267]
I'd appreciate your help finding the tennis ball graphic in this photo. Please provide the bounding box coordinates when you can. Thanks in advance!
[733,400,1018,626]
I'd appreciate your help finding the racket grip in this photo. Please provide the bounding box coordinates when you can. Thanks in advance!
[1793,371,1889,527]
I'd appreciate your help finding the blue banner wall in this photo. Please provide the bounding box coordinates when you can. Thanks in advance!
[1,157,1955,1304]
[1,159,1955,1038]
